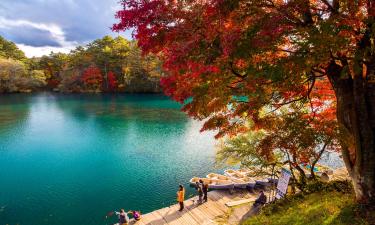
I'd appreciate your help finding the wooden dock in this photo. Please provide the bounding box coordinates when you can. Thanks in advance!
[124,167,349,225]
[129,190,258,225]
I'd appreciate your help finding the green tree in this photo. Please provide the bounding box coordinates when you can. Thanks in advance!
[0,36,27,63]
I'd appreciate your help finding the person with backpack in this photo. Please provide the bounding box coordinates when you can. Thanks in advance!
[202,181,208,202]
[196,180,203,204]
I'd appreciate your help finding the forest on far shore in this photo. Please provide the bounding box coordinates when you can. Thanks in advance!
[0,35,164,93]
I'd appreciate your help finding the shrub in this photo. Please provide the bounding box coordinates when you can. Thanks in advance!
[304,180,353,194]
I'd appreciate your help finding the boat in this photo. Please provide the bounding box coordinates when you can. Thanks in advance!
[224,169,270,186]
[224,169,247,179]
[254,177,270,186]
[267,178,278,184]
[237,168,251,176]
[206,173,232,181]
[206,173,256,189]
[300,163,334,177]
[233,176,256,189]
[189,177,234,190]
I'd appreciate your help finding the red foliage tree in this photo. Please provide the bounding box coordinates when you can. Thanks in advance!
[114,1,375,204]
[81,65,103,91]
[47,79,60,89]
[107,71,117,91]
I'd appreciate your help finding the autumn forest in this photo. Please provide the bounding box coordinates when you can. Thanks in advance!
[0,35,164,93]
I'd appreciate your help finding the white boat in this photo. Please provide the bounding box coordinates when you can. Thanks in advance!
[267,178,278,184]
[206,173,255,189]
[224,169,247,179]
[233,177,256,189]
[223,170,257,188]
[254,177,270,186]
[300,164,334,177]
[206,173,231,181]
[189,177,234,190]
[237,168,251,176]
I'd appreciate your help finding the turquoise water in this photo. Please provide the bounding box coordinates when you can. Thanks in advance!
[0,93,218,225]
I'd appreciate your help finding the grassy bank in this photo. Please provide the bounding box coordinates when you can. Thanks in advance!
[243,191,371,225]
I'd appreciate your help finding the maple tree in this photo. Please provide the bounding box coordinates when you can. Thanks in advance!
[81,65,103,91]
[114,0,375,204]
[107,71,118,91]
[217,105,339,191]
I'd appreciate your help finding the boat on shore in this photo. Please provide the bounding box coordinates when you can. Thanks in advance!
[206,173,231,181]
[300,164,334,178]
[267,178,278,184]
[254,177,270,186]
[207,173,256,189]
[189,177,234,190]
[237,168,251,176]
[225,169,271,187]
[224,169,247,179]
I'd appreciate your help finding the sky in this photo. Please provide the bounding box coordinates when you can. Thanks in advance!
[0,0,132,57]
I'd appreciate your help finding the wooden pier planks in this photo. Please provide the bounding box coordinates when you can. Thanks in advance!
[131,190,256,225]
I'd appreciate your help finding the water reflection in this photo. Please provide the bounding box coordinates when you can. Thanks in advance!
[0,93,216,225]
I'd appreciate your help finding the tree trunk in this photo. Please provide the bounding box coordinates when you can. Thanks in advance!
[328,59,375,205]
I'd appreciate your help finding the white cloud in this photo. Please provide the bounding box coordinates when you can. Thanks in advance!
[16,44,75,58]
[0,17,78,57]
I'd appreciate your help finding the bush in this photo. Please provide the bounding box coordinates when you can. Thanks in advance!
[243,190,368,225]
[304,180,353,194]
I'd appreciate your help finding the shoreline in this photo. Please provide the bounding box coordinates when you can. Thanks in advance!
[126,189,260,225]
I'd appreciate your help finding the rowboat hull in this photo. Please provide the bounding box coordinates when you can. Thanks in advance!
[221,171,256,189]
[189,177,234,190]
[255,178,270,186]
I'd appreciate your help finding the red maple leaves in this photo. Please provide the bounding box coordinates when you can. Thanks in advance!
[112,0,351,139]
[81,66,103,89]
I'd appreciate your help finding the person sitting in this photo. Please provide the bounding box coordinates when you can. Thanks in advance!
[129,210,141,221]
[253,190,267,207]
[115,209,129,225]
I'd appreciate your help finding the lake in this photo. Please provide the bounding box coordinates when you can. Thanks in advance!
[0,93,218,225]
[0,93,344,225]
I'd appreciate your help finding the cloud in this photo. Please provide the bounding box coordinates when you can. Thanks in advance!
[17,44,75,58]
[0,17,77,47]
[0,17,78,57]
[0,0,131,57]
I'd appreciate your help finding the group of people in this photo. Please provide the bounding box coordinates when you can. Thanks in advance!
[113,184,266,224]
[195,180,209,204]
[177,180,209,212]
[111,209,141,225]
[112,183,203,225]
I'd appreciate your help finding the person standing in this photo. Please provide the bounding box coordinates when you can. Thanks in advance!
[202,181,208,202]
[177,184,185,211]
[196,181,203,204]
